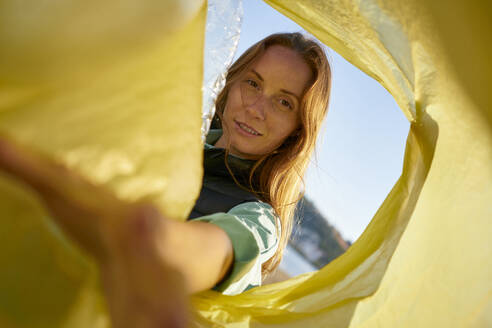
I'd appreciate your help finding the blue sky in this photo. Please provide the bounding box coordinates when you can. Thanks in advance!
[231,0,409,242]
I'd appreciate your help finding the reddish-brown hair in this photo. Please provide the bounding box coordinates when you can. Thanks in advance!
[214,32,331,274]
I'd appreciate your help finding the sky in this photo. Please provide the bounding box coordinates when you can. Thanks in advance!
[225,0,409,242]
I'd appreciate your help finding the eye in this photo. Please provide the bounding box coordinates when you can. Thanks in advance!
[279,98,293,110]
[245,79,259,89]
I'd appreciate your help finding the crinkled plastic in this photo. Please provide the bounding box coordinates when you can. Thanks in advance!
[202,0,242,141]
[0,0,491,327]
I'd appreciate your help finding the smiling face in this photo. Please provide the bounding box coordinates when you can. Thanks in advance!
[215,45,313,160]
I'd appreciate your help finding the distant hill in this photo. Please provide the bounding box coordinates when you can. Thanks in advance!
[289,196,351,269]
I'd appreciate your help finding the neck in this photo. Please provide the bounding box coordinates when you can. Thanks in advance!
[213,135,260,160]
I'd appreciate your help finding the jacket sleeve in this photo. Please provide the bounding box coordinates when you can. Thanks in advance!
[191,201,279,295]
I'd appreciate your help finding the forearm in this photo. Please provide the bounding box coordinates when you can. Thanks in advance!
[125,209,234,294]
[160,220,234,294]
[0,136,198,326]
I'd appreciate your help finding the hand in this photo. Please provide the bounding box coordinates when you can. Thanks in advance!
[101,204,189,328]
[0,135,189,327]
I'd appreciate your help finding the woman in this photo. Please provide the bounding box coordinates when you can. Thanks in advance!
[190,32,331,294]
[0,32,330,327]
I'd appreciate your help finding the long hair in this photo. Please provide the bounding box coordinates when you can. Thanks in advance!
[214,32,331,274]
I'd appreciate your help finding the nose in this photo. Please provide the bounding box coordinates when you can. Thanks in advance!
[245,94,267,121]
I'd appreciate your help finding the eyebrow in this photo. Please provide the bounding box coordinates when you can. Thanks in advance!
[251,69,264,82]
[280,88,300,102]
[250,69,301,101]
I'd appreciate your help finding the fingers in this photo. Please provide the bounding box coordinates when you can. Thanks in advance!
[0,135,124,262]
[0,135,34,179]
[0,135,75,197]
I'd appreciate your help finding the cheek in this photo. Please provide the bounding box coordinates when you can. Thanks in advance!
[224,88,241,114]
[222,99,236,125]
[268,115,300,143]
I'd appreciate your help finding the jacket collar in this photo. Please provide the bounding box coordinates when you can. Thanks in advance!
[204,129,257,185]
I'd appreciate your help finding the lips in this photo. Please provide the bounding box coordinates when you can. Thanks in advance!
[235,120,263,136]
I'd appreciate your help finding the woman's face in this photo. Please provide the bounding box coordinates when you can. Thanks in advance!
[215,45,313,160]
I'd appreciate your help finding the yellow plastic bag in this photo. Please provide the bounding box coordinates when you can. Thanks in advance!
[192,1,492,327]
[0,1,206,327]
[1,0,491,327]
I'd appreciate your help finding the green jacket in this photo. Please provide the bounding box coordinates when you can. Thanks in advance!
[190,129,279,295]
